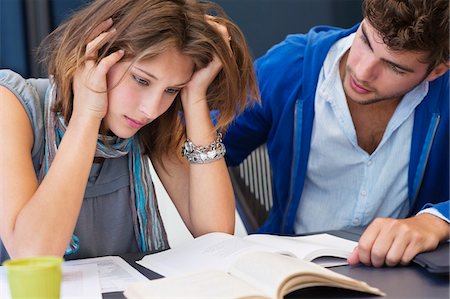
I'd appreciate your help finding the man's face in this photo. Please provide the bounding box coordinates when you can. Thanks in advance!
[340,20,434,105]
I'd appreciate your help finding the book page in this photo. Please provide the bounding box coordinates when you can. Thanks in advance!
[137,232,293,277]
[244,233,357,265]
[124,270,269,299]
[229,251,384,299]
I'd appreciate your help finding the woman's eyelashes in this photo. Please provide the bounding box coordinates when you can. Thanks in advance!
[132,74,149,86]
[132,73,181,94]
[165,87,181,95]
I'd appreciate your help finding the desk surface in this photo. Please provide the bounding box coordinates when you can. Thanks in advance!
[103,231,450,299]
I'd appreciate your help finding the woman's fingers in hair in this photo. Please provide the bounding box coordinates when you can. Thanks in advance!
[85,27,117,61]
[79,49,124,95]
[205,15,232,56]
[87,18,113,42]
[95,49,125,76]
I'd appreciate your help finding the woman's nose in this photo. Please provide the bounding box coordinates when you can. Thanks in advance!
[138,93,166,119]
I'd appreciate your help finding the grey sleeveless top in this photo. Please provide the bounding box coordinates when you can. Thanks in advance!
[0,70,139,263]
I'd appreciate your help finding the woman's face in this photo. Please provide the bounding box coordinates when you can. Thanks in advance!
[104,47,194,138]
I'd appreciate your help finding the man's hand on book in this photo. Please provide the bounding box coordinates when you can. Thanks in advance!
[347,214,449,267]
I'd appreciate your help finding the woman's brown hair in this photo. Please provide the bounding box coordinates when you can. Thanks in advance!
[39,0,259,163]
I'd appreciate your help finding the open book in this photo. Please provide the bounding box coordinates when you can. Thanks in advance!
[125,232,384,298]
[137,232,358,276]
[241,232,359,267]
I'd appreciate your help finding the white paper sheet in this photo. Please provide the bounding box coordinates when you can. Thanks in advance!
[1,263,101,299]
[65,256,148,293]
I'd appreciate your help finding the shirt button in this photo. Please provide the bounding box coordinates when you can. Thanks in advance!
[367,160,372,166]
[353,218,360,224]
[361,190,367,196]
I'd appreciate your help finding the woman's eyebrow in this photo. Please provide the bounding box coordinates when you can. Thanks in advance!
[133,66,191,86]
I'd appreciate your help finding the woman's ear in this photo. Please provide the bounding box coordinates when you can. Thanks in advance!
[425,62,449,82]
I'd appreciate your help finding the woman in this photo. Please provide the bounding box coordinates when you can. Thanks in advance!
[0,0,258,262]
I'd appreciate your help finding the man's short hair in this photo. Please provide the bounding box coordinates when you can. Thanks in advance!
[363,0,449,69]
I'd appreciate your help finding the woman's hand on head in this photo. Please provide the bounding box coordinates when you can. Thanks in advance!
[181,17,231,103]
[72,19,124,122]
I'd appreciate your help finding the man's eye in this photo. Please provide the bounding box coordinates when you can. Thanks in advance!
[165,88,181,95]
[133,75,149,86]
[389,65,407,75]
[360,35,369,45]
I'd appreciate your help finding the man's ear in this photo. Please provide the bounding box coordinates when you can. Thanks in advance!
[426,62,449,82]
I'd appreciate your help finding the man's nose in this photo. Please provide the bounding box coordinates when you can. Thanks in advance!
[354,55,379,82]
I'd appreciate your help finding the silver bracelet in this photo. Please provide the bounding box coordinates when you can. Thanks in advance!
[181,132,226,164]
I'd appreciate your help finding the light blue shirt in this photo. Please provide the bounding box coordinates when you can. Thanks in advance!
[294,33,430,234]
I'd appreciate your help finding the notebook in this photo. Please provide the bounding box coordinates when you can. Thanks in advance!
[413,242,449,274]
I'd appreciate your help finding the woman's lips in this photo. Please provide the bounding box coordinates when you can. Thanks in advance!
[125,116,145,129]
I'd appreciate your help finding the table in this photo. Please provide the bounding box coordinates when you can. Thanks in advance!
[103,230,449,299]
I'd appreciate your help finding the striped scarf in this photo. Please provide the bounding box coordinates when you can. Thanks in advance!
[39,82,169,255]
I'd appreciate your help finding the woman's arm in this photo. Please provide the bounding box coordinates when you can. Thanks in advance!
[153,104,235,237]
[0,20,124,258]
[153,20,235,237]
[0,85,101,257]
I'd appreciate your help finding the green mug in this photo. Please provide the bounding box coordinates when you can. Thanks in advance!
[3,256,63,299]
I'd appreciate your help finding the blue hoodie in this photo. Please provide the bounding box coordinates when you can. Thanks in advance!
[224,24,449,234]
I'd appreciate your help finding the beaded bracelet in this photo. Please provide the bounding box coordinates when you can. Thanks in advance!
[181,132,226,164]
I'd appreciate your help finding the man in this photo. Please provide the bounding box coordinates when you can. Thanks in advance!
[224,0,449,267]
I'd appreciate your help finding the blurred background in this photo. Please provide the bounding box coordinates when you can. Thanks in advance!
[1,0,362,78]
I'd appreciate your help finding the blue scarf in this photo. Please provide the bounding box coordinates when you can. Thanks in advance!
[39,82,169,254]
